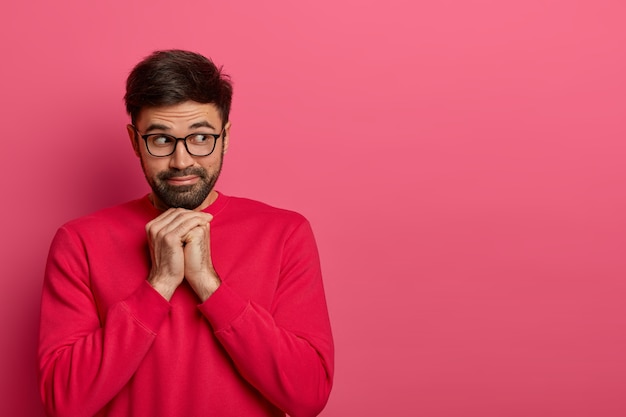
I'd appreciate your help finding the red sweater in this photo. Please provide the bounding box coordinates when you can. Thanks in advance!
[38,193,334,417]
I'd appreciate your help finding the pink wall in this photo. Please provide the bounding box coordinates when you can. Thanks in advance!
[2,1,625,416]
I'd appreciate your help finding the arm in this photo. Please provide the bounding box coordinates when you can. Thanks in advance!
[198,219,334,417]
[38,226,171,417]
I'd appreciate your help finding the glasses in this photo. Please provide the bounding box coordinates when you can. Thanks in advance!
[132,126,224,157]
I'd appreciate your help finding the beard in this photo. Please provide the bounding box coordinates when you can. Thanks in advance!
[144,158,223,210]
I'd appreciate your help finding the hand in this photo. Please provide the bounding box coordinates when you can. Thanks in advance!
[182,217,221,302]
[145,208,217,301]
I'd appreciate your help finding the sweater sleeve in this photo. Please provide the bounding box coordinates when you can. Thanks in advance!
[38,226,171,417]
[198,219,334,417]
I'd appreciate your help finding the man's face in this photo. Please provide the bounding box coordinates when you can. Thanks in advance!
[127,101,230,211]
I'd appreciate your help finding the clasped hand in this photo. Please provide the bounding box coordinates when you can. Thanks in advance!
[146,208,220,302]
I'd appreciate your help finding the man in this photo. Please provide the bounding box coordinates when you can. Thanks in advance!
[38,50,334,417]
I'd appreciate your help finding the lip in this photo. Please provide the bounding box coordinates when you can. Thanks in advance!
[166,175,199,186]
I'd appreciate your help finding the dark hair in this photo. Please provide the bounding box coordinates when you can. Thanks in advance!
[124,49,233,125]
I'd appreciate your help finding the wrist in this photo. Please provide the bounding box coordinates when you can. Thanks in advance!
[147,273,179,301]
[193,273,221,303]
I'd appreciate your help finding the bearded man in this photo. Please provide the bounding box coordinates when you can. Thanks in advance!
[38,50,334,417]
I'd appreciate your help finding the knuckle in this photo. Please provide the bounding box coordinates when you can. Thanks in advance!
[146,227,158,240]
[163,234,179,245]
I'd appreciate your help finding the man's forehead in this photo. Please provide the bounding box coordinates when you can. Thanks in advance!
[136,101,221,128]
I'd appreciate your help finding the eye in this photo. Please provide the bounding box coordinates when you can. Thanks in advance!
[188,134,210,145]
[150,135,175,146]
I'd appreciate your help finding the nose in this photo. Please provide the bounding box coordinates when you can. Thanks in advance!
[168,139,195,170]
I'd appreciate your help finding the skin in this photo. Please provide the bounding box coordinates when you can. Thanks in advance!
[126,101,231,302]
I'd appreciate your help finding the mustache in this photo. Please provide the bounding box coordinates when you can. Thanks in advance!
[157,167,207,181]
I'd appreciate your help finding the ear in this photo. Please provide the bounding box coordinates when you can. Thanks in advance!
[222,121,231,154]
[126,124,141,157]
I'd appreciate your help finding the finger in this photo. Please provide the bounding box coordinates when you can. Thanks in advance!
[182,225,205,245]
[182,222,211,242]
[147,209,210,237]
[156,212,212,243]
[157,209,212,227]
[146,208,187,236]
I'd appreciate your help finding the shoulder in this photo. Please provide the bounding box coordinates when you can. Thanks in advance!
[59,196,154,237]
[220,195,307,224]
[216,194,313,237]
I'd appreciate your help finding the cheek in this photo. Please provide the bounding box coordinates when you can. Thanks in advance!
[207,152,225,168]
[140,155,167,177]
[202,159,221,173]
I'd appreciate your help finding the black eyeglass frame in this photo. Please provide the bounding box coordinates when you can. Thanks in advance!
[131,125,225,157]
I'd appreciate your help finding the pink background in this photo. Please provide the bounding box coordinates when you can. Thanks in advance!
[1,1,625,416]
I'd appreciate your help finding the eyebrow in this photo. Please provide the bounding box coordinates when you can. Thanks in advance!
[144,123,170,133]
[144,121,217,133]
[189,121,217,130]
